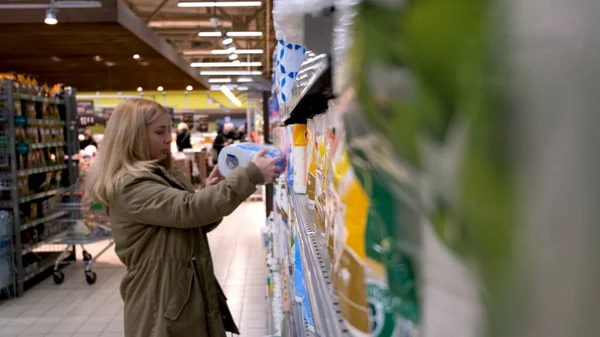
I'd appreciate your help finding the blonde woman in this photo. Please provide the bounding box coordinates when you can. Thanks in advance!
[85,98,283,337]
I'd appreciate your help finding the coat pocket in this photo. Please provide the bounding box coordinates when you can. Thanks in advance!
[163,267,194,321]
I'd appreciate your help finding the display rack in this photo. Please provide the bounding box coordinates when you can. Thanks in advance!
[0,79,79,297]
[289,192,349,337]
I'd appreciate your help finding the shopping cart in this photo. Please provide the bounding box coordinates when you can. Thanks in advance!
[51,178,113,285]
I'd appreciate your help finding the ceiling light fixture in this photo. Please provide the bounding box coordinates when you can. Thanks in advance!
[201,70,262,76]
[191,61,261,68]
[237,86,249,91]
[186,85,193,91]
[208,78,232,83]
[226,46,236,54]
[198,31,222,37]
[137,87,143,92]
[133,54,141,59]
[220,85,242,107]
[93,55,102,62]
[228,54,238,61]
[178,2,261,8]
[44,7,58,25]
[157,86,164,92]
[211,49,264,55]
[226,31,263,37]
[221,37,233,45]
[236,77,253,83]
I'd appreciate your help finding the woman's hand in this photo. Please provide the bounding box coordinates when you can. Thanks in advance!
[252,149,284,184]
[205,166,224,187]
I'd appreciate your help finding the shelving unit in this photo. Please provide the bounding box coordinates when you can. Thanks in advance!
[0,79,78,297]
[289,192,349,337]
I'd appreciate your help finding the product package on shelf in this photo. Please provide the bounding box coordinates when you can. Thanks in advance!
[328,98,370,337]
[306,118,318,207]
[275,39,307,112]
[217,143,285,178]
[332,0,360,95]
[347,0,491,336]
[272,0,334,45]
[340,90,422,337]
[292,124,308,194]
[285,126,294,187]
[313,114,329,235]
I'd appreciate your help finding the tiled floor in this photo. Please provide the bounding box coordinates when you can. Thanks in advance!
[0,201,269,337]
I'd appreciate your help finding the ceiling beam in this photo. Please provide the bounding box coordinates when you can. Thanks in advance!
[244,5,264,25]
[145,0,171,23]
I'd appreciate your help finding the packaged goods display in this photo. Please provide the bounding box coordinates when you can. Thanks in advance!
[217,143,286,178]
[292,124,308,194]
[0,74,78,296]
[265,1,529,336]
[345,0,494,336]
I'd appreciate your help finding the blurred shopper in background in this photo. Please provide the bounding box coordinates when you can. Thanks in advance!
[212,122,237,164]
[79,129,98,150]
[176,122,192,152]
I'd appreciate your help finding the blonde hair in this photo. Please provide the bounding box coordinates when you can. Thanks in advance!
[85,98,172,205]
[177,122,189,132]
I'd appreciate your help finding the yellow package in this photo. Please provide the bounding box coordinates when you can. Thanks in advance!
[333,149,370,336]
[292,124,308,194]
[314,114,329,233]
[306,119,318,207]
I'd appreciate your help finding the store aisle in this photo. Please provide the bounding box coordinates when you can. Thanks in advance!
[0,201,268,337]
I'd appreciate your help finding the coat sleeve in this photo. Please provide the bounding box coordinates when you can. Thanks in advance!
[114,163,264,228]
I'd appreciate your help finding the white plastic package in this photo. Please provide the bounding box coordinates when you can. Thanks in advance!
[217,143,285,178]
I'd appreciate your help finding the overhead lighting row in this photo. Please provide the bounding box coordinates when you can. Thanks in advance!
[137,85,194,92]
[198,31,263,37]
[201,70,262,76]
[208,77,253,84]
[211,49,263,55]
[191,61,262,68]
[178,1,261,8]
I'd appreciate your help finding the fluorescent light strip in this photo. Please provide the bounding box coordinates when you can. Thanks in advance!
[211,49,264,55]
[208,78,232,83]
[201,70,262,76]
[220,85,242,107]
[191,62,262,67]
[178,1,261,8]
[210,84,236,90]
[236,77,253,83]
[226,31,263,37]
[198,32,222,37]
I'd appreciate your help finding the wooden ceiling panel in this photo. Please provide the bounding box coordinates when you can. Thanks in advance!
[0,0,208,91]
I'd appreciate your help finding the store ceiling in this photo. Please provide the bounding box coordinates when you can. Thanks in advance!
[126,0,276,76]
[0,0,276,92]
[0,0,210,92]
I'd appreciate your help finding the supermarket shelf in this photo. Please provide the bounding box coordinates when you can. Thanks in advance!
[12,93,65,105]
[23,252,67,282]
[0,187,65,207]
[284,55,333,125]
[17,164,67,176]
[21,228,68,255]
[27,119,65,126]
[290,273,309,337]
[30,142,66,149]
[289,192,349,337]
[20,210,68,232]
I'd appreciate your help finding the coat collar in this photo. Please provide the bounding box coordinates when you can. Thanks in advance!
[154,166,193,192]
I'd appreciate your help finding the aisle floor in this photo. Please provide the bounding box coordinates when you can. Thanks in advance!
[0,202,268,337]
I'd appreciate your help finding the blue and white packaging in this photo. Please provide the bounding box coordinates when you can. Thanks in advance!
[275,39,306,108]
[217,143,286,178]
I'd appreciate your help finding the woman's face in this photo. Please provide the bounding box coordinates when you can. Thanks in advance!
[146,113,172,160]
